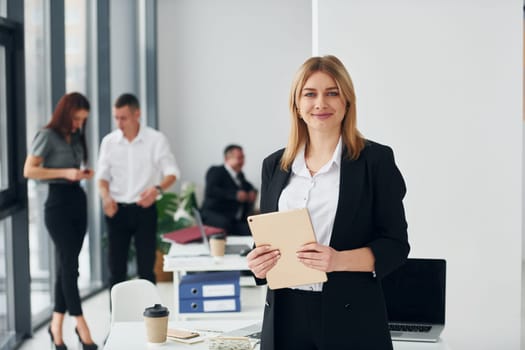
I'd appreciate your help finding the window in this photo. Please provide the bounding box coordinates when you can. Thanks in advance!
[0,46,8,192]
[24,0,54,322]
[65,0,87,94]
[0,0,5,18]
[0,218,14,342]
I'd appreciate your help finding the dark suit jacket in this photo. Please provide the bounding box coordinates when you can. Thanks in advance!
[257,141,410,350]
[200,165,255,228]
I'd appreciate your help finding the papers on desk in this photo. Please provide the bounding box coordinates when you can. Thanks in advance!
[167,329,222,344]
[167,331,259,349]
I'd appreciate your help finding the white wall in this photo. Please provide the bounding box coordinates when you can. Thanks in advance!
[158,0,523,349]
[317,0,522,349]
[157,0,311,199]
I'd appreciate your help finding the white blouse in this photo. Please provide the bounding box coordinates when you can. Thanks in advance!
[278,137,342,291]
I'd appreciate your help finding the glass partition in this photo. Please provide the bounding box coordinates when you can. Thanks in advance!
[24,0,54,323]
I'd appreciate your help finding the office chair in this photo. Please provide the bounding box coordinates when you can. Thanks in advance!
[110,279,162,323]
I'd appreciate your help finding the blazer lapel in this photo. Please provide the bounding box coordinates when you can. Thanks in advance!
[330,155,365,247]
[266,167,291,212]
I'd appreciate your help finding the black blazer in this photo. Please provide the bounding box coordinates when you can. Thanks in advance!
[257,140,410,350]
[201,165,255,222]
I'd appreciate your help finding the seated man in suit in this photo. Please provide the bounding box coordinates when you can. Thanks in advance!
[201,144,257,235]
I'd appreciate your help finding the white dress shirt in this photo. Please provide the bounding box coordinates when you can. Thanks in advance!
[278,137,342,291]
[96,125,181,203]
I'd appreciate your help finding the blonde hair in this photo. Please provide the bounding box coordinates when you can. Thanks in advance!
[280,55,365,171]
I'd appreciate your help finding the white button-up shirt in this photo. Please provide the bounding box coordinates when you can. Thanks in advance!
[278,137,342,291]
[96,125,181,203]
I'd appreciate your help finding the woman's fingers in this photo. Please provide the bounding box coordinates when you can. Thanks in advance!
[246,245,280,279]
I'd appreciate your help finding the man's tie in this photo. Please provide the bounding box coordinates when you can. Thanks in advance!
[236,172,245,188]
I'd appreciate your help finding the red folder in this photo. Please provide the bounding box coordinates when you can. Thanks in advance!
[162,225,224,244]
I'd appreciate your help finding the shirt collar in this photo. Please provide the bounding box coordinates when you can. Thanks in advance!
[224,164,238,179]
[117,124,144,144]
[291,136,343,176]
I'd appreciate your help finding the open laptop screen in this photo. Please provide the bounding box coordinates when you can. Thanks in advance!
[381,258,446,325]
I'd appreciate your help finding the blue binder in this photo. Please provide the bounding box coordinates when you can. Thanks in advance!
[179,296,241,313]
[179,271,240,299]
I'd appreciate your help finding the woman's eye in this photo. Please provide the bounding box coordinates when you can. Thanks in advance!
[304,92,315,97]
[327,91,339,96]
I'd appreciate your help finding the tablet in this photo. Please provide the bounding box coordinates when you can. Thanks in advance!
[247,208,327,289]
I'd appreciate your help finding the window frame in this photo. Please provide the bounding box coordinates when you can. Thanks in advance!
[0,19,20,220]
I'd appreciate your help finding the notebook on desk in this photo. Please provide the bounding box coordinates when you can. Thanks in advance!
[163,224,224,244]
[382,258,447,342]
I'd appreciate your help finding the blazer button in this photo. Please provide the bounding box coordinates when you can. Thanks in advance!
[265,301,270,307]
[344,303,351,311]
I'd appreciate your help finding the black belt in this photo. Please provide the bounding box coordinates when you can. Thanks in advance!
[117,202,139,208]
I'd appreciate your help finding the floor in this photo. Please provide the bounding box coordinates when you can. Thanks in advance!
[18,273,525,350]
[18,282,175,350]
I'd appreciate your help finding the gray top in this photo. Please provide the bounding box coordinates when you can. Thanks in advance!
[30,128,85,183]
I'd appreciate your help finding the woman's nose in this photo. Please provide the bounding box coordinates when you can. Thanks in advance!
[315,95,326,109]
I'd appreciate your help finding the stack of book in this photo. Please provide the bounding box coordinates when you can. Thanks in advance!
[179,271,241,313]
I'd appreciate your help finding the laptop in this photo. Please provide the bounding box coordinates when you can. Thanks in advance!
[220,321,262,340]
[382,258,446,342]
[192,208,252,256]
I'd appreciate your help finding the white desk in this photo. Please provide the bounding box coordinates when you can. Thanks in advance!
[104,320,258,350]
[104,320,451,350]
[163,236,265,320]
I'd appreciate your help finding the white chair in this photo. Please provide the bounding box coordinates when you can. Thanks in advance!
[110,279,162,323]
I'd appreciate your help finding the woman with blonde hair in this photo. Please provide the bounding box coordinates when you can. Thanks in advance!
[247,55,409,349]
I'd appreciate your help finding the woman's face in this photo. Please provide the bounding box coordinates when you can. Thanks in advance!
[71,109,89,132]
[298,71,346,135]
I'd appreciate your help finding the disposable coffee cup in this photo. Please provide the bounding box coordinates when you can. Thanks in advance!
[209,234,226,257]
[143,304,169,345]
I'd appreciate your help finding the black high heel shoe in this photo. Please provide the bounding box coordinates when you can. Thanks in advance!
[47,326,68,350]
[74,327,98,350]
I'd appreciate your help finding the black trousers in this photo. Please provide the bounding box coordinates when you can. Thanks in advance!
[105,203,157,288]
[273,288,323,350]
[44,183,87,316]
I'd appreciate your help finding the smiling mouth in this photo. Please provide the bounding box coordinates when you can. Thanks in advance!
[313,113,332,120]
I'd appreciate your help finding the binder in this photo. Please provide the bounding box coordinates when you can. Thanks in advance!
[179,271,240,299]
[179,296,240,313]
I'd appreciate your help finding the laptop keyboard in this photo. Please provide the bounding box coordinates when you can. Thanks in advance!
[389,324,432,333]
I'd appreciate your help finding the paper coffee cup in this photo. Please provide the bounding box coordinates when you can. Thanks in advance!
[209,234,226,257]
[143,304,169,344]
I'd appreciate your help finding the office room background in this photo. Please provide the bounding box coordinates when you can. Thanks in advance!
[157,1,522,349]
[0,0,521,349]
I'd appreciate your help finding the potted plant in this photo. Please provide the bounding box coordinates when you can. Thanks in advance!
[154,183,198,281]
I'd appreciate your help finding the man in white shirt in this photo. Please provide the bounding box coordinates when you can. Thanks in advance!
[97,93,180,287]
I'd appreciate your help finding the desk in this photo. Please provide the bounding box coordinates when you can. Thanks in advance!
[163,236,265,320]
[104,320,451,350]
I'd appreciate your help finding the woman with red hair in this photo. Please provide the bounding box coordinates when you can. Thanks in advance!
[24,92,98,350]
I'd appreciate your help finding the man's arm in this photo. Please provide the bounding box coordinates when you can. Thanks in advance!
[158,174,176,192]
[98,179,118,217]
[137,174,177,208]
